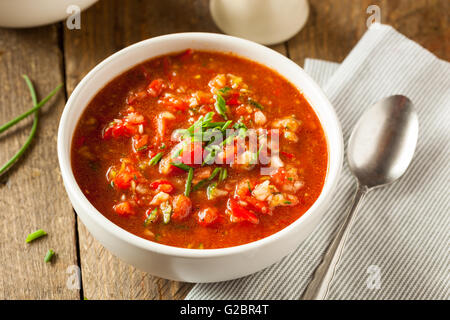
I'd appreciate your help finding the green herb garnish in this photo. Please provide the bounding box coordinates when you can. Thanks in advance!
[214,93,228,120]
[26,229,47,243]
[185,167,194,197]
[144,208,158,227]
[149,152,163,166]
[0,76,62,177]
[249,99,264,110]
[171,161,194,172]
[206,183,217,200]
[161,201,172,224]
[219,167,228,182]
[218,87,231,95]
[44,249,55,263]
[136,145,148,151]
[0,80,62,135]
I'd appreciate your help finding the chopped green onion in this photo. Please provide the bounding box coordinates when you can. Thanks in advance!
[26,229,47,243]
[202,144,221,165]
[209,167,221,181]
[203,112,214,123]
[171,161,194,172]
[185,168,194,197]
[206,183,217,200]
[218,87,231,95]
[247,181,252,193]
[192,167,226,191]
[159,144,166,150]
[136,145,148,151]
[160,202,172,224]
[203,121,226,128]
[249,99,264,110]
[220,167,228,182]
[192,179,208,192]
[284,201,292,205]
[44,249,55,263]
[0,76,58,177]
[221,120,232,130]
[214,93,228,120]
[144,208,158,226]
[0,82,62,135]
[149,152,163,166]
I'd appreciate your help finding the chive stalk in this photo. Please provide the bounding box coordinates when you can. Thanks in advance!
[149,152,163,166]
[185,168,194,197]
[26,229,47,243]
[0,82,62,134]
[44,249,55,263]
[144,208,158,226]
[171,161,193,172]
[0,76,61,177]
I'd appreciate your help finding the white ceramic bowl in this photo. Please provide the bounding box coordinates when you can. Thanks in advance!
[0,0,98,28]
[58,33,343,283]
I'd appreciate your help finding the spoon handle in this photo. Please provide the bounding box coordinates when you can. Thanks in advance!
[301,183,368,300]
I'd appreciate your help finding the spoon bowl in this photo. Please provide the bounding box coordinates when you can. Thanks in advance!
[348,95,419,188]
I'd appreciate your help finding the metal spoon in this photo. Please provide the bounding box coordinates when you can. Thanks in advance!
[302,95,419,300]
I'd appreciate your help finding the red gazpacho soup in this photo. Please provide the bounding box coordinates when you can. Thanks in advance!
[71,49,328,249]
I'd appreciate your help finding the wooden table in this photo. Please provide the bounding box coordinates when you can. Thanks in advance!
[0,0,448,300]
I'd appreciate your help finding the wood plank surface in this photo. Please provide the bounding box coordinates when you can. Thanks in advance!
[0,26,79,299]
[288,0,449,65]
[62,0,448,300]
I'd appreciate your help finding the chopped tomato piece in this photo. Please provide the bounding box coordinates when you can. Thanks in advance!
[113,164,140,189]
[149,180,174,193]
[281,151,295,159]
[227,199,259,224]
[125,112,146,125]
[271,168,290,186]
[159,155,184,175]
[147,79,165,97]
[132,134,149,152]
[226,93,240,106]
[127,90,147,106]
[197,207,219,227]
[235,179,252,198]
[177,48,194,60]
[243,196,270,215]
[159,94,189,111]
[113,201,135,216]
[103,121,136,139]
[171,195,192,221]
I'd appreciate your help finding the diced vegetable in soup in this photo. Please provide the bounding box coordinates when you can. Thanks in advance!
[71,50,327,249]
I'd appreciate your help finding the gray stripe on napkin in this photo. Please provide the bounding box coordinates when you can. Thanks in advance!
[186,25,450,300]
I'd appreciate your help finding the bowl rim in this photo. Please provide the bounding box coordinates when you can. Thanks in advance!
[57,32,343,259]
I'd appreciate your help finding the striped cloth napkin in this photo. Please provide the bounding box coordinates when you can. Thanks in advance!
[186,24,450,300]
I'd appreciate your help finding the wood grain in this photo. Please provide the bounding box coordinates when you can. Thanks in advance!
[288,0,449,66]
[0,26,79,299]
